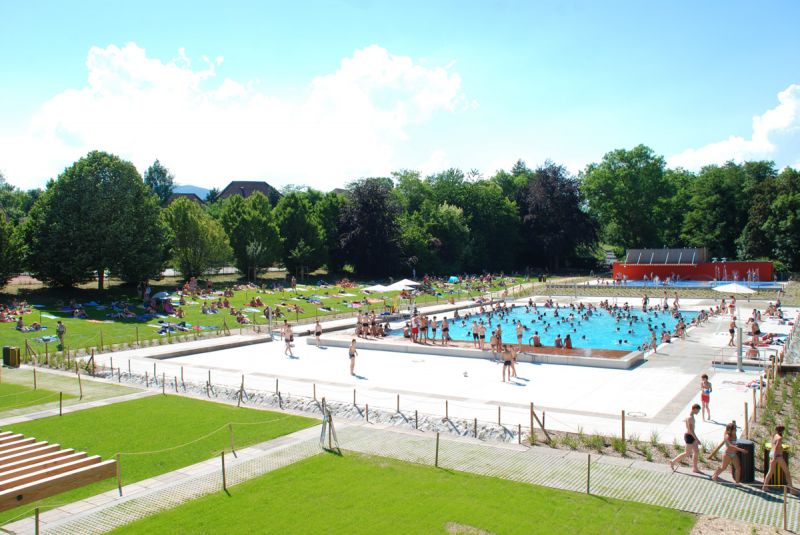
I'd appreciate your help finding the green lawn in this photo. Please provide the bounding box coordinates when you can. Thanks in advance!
[1,275,528,356]
[111,452,695,535]
[0,395,317,523]
[0,382,73,412]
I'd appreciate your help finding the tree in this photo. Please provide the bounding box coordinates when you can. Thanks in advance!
[273,192,325,276]
[22,151,166,288]
[392,170,431,214]
[763,167,800,269]
[681,162,746,258]
[205,188,220,203]
[459,181,519,272]
[659,168,695,247]
[163,198,232,279]
[581,145,671,249]
[0,172,42,225]
[340,178,403,277]
[0,214,20,288]
[219,192,280,280]
[516,162,597,270]
[143,160,175,206]
[737,161,779,259]
[313,191,346,273]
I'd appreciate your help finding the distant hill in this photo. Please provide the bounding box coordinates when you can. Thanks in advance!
[173,185,211,199]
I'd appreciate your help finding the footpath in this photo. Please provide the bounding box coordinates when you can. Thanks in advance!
[3,420,796,534]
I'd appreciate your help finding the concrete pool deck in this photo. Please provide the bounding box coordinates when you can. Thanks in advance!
[86,297,796,446]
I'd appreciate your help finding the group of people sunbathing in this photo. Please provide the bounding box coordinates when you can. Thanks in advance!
[0,300,31,323]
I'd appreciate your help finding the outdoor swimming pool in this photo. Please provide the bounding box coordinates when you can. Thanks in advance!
[400,306,698,351]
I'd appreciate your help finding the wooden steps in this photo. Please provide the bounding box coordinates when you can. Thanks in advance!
[0,432,116,512]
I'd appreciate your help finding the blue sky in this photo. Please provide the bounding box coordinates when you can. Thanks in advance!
[1,1,799,190]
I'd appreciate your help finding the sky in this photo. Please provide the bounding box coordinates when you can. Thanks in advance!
[1,0,799,191]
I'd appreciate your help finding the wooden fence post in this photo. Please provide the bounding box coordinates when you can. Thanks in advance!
[162,372,166,395]
[445,400,449,420]
[229,423,236,458]
[415,410,418,430]
[396,394,399,413]
[221,451,227,492]
[621,410,626,442]
[498,406,501,426]
[752,388,757,423]
[435,432,440,467]
[33,367,37,390]
[366,403,369,423]
[587,454,591,494]
[59,392,63,416]
[34,507,40,535]
[78,369,83,400]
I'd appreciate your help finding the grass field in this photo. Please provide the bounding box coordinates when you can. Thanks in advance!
[0,395,317,523]
[1,274,527,357]
[0,382,73,412]
[111,452,696,535]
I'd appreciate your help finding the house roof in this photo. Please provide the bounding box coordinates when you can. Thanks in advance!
[218,181,281,205]
[167,192,204,204]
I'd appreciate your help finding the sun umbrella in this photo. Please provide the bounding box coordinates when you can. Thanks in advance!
[712,282,756,294]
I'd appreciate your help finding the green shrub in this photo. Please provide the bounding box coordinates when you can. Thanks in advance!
[611,437,627,456]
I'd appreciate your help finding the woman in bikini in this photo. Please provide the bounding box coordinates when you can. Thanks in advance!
[763,425,796,493]
[711,422,745,483]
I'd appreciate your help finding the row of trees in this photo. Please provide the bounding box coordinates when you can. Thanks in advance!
[1,145,799,289]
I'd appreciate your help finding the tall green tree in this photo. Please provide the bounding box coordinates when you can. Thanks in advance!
[764,167,800,269]
[659,168,695,247]
[219,192,281,280]
[0,213,20,288]
[273,192,325,276]
[22,151,166,288]
[313,191,346,273]
[737,161,779,259]
[681,162,746,258]
[143,159,175,206]
[581,145,670,249]
[460,181,519,272]
[516,162,597,270]
[340,178,403,277]
[163,198,232,279]
[0,172,42,225]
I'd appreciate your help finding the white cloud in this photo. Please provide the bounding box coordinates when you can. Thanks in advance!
[0,43,465,190]
[669,84,800,170]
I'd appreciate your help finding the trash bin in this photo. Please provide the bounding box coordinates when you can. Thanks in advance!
[735,439,755,483]
[10,347,20,367]
[763,442,792,486]
[2,346,9,366]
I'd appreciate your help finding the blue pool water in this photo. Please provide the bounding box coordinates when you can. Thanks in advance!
[401,306,698,351]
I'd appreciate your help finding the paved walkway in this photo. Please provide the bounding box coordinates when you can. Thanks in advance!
[4,421,797,533]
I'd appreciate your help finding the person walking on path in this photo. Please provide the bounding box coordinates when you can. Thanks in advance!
[284,323,294,358]
[314,320,323,347]
[763,425,797,494]
[56,320,66,350]
[348,338,358,376]
[728,318,736,347]
[700,374,712,421]
[711,422,745,483]
[670,404,703,474]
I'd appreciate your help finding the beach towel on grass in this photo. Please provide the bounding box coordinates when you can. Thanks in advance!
[33,335,58,343]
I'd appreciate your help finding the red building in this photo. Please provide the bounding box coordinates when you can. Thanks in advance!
[612,248,773,282]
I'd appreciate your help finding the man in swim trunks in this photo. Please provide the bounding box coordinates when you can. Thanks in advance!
[728,318,736,347]
[471,321,479,348]
[348,338,357,376]
[478,322,486,350]
[516,321,524,350]
[670,404,703,474]
[700,374,712,421]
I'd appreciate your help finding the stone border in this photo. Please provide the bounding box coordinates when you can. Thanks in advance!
[308,336,644,370]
